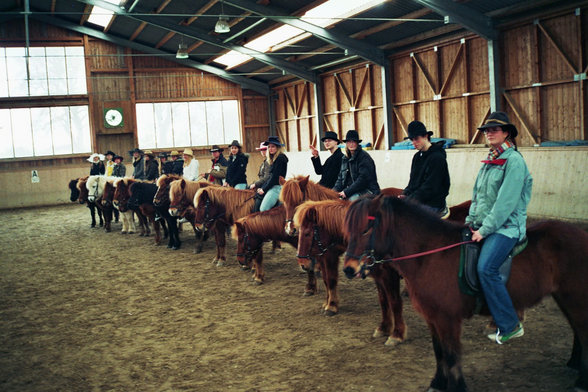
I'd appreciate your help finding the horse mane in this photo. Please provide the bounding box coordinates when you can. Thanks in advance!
[156,174,182,188]
[169,179,209,204]
[87,175,119,194]
[76,176,89,191]
[113,177,138,188]
[279,175,339,206]
[233,205,285,239]
[294,199,349,238]
[195,186,256,222]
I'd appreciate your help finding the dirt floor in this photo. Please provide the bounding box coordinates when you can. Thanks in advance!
[0,203,582,391]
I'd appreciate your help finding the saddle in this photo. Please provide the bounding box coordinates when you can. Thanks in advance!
[458,228,527,297]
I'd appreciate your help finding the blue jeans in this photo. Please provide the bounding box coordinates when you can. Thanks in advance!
[234,183,247,190]
[477,233,519,334]
[260,185,281,211]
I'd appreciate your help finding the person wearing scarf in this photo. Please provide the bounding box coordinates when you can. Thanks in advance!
[203,145,228,185]
[465,111,533,345]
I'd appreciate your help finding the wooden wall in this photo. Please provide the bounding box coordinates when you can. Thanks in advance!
[273,6,588,151]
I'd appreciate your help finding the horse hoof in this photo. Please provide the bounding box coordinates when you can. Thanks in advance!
[167,244,172,248]
[323,309,337,317]
[216,260,226,267]
[302,291,314,297]
[373,328,385,338]
[254,279,263,285]
[384,337,402,346]
[120,231,127,235]
[128,231,134,234]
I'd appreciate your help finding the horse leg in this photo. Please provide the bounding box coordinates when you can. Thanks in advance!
[252,248,264,285]
[384,265,406,345]
[320,251,340,316]
[304,268,317,297]
[152,218,162,245]
[428,319,467,392]
[270,240,281,254]
[215,223,227,267]
[103,207,112,232]
[136,210,147,236]
[371,267,392,340]
[193,226,204,254]
[114,208,119,222]
[128,211,136,234]
[88,203,96,227]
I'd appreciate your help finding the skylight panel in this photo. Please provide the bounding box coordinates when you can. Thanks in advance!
[213,0,385,69]
[87,0,120,28]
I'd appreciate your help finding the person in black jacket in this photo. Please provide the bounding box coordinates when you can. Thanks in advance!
[334,130,380,200]
[400,121,450,217]
[310,131,343,189]
[225,140,249,189]
[144,150,160,182]
[256,136,288,211]
[170,150,184,175]
[112,155,126,177]
[88,153,105,175]
[159,152,174,175]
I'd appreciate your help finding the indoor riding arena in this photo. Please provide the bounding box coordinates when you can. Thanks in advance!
[1,1,587,392]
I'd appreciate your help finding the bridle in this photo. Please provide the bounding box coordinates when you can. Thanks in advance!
[235,228,261,265]
[200,198,226,229]
[153,183,170,207]
[296,224,336,270]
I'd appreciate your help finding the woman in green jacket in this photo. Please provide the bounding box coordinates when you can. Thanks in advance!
[465,111,533,345]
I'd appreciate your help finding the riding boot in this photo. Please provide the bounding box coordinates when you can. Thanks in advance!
[253,196,263,213]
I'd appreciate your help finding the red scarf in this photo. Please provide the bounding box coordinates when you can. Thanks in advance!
[481,141,513,165]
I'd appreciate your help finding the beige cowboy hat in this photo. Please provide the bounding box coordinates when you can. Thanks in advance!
[170,150,180,157]
[182,148,194,157]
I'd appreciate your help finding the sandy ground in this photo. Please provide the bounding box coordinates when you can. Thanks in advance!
[0,203,581,391]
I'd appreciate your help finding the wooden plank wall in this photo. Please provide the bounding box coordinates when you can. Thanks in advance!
[272,7,587,150]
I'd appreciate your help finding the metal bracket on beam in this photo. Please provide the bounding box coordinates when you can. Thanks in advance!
[574,73,587,81]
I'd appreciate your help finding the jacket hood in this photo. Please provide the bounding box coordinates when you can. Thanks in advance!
[428,141,446,157]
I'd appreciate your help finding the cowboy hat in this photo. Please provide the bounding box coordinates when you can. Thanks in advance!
[342,130,362,143]
[170,150,180,157]
[87,153,105,163]
[320,131,340,143]
[478,111,519,139]
[113,155,124,162]
[104,150,116,157]
[128,147,143,155]
[158,152,169,159]
[255,142,268,151]
[262,136,285,147]
[404,121,433,140]
[182,148,194,157]
[209,145,224,153]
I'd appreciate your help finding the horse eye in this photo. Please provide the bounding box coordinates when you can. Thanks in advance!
[361,226,371,236]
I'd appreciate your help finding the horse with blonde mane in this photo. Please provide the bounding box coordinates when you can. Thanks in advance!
[193,186,256,266]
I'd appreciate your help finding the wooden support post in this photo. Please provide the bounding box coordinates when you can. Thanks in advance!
[313,80,325,150]
[487,39,502,112]
[381,61,394,149]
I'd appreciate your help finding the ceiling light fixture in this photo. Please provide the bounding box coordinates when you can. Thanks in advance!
[215,1,230,34]
[176,36,189,59]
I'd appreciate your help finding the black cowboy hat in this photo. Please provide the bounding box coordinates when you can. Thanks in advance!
[129,147,143,155]
[104,150,116,157]
[478,111,519,139]
[158,152,169,159]
[342,130,362,143]
[320,131,340,143]
[229,140,242,148]
[262,136,285,147]
[404,121,434,140]
[210,145,224,153]
[113,155,124,162]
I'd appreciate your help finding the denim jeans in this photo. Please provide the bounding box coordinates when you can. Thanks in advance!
[234,183,247,190]
[260,185,282,211]
[477,233,519,333]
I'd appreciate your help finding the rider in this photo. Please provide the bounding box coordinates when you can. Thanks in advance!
[256,136,288,211]
[225,140,249,190]
[202,145,228,185]
[465,111,533,345]
[310,131,343,189]
[333,130,380,200]
[400,121,450,217]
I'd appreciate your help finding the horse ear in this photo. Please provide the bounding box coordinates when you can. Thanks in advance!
[299,175,310,191]
[279,176,286,186]
[368,194,384,216]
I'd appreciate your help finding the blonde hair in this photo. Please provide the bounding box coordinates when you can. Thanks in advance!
[266,146,284,165]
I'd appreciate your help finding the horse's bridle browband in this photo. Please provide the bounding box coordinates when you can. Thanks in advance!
[296,224,339,270]
[201,198,226,229]
[236,229,261,264]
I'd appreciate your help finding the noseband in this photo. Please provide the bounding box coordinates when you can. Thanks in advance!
[236,230,261,265]
[296,224,335,270]
[344,215,380,275]
[201,198,225,229]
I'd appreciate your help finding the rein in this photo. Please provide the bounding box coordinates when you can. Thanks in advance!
[236,228,261,264]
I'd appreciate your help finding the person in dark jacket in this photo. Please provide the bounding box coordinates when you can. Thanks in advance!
[256,136,288,211]
[310,131,343,189]
[129,148,145,180]
[170,150,184,175]
[333,130,380,200]
[144,150,159,182]
[112,155,126,177]
[249,142,271,190]
[159,152,174,175]
[202,145,228,185]
[88,153,105,175]
[225,140,249,189]
[400,121,450,217]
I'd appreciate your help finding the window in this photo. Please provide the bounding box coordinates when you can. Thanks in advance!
[0,105,91,159]
[0,46,87,98]
[136,100,240,149]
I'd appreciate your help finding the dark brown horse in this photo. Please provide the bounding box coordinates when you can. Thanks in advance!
[154,175,182,250]
[193,186,256,266]
[343,195,588,392]
[70,176,103,228]
[232,205,319,295]
[113,178,150,236]
[294,198,473,342]
[103,179,135,234]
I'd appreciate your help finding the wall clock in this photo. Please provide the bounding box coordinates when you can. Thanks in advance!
[104,108,124,128]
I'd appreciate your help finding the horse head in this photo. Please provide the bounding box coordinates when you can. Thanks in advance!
[113,178,132,212]
[193,188,222,230]
[169,179,189,217]
[279,175,310,237]
[233,220,259,268]
[102,180,115,207]
[154,175,176,207]
[342,195,386,280]
[293,203,322,271]
[77,178,90,204]
[86,175,103,203]
[68,178,80,202]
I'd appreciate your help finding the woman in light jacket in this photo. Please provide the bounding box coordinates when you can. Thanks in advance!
[182,148,199,181]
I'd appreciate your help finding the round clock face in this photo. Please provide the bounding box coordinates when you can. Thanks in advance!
[105,109,123,127]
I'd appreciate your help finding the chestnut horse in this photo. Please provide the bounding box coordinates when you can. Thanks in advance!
[343,195,588,392]
[70,176,103,228]
[103,179,135,234]
[193,186,257,266]
[113,178,150,236]
[167,179,213,253]
[232,205,318,295]
[294,198,472,343]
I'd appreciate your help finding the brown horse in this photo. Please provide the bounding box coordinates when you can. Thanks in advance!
[71,176,104,228]
[232,205,319,295]
[154,175,182,250]
[193,186,256,266]
[113,178,150,236]
[279,175,404,236]
[343,195,588,392]
[103,179,135,234]
[294,198,473,343]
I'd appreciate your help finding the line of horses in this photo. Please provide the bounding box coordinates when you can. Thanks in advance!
[67,174,587,392]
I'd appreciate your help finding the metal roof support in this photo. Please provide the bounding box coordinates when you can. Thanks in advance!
[74,0,318,83]
[412,0,498,41]
[223,0,388,67]
[31,14,271,95]
[313,79,325,150]
[268,93,277,136]
[380,62,395,149]
[487,39,502,112]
